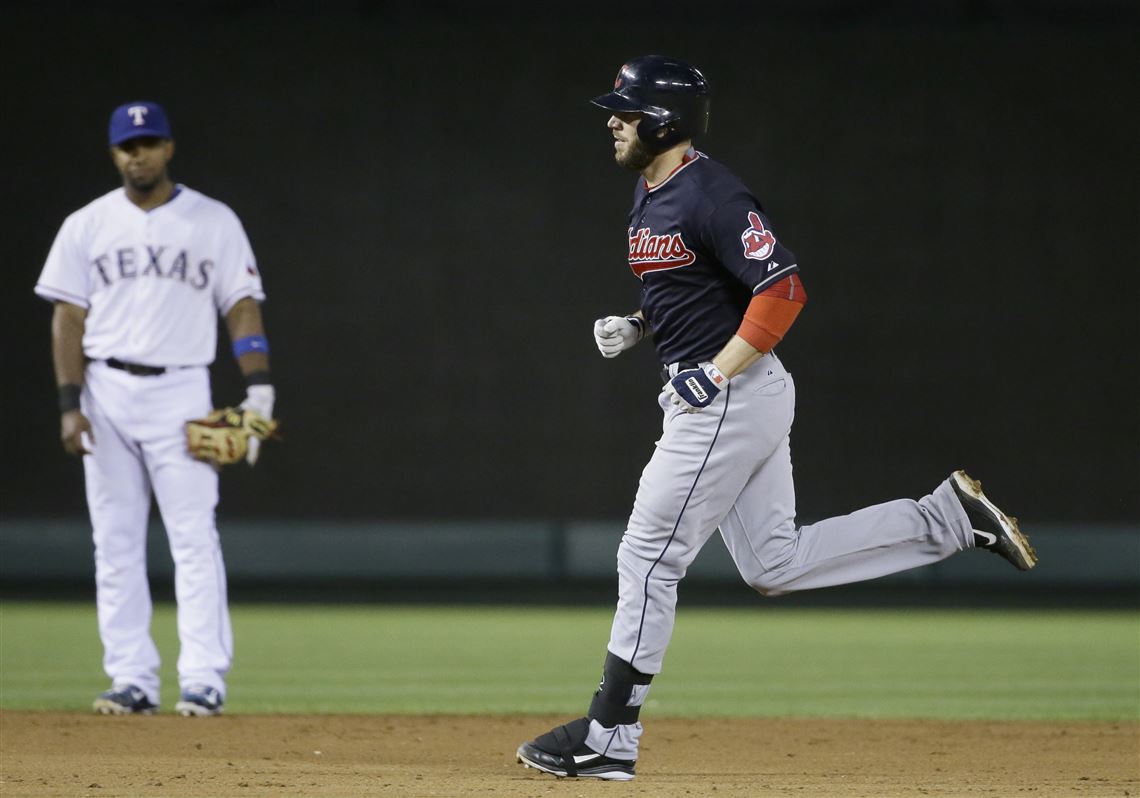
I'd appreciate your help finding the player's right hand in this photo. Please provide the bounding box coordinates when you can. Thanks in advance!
[593,315,645,358]
[60,410,94,456]
[239,385,276,466]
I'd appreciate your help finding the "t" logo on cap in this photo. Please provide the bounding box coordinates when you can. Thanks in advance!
[127,106,149,126]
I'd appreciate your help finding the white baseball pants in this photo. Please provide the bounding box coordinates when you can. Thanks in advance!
[82,361,232,705]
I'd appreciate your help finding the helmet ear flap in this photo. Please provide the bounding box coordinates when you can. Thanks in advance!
[636,112,686,154]
[635,118,665,153]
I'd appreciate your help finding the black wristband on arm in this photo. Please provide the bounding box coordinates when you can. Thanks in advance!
[244,369,272,386]
[625,316,646,341]
[58,383,82,414]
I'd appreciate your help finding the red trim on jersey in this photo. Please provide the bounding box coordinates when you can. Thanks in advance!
[757,273,807,302]
[644,148,704,193]
[738,275,807,352]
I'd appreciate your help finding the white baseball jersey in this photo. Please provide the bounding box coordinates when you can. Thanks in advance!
[35,185,264,366]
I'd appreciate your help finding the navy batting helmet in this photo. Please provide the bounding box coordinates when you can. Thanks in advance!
[591,55,711,154]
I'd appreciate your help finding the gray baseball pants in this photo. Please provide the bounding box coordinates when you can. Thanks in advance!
[586,352,974,759]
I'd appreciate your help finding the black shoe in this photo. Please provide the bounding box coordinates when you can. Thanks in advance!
[951,470,1038,571]
[516,717,636,781]
[93,684,157,715]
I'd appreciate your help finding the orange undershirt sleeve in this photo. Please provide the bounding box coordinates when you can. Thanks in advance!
[736,275,807,353]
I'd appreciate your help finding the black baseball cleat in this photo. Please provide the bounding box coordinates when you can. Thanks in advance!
[93,684,158,715]
[516,717,636,781]
[951,470,1038,571]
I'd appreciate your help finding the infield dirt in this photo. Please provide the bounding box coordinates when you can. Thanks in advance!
[1,712,1136,797]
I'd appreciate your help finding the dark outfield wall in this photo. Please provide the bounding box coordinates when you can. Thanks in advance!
[1,2,1136,523]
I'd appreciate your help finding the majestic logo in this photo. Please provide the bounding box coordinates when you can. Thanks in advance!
[741,210,776,261]
[628,226,697,277]
[127,105,150,126]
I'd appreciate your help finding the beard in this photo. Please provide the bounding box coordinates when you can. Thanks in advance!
[615,136,655,171]
[126,172,163,193]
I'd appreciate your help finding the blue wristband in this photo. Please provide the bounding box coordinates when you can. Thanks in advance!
[233,335,270,358]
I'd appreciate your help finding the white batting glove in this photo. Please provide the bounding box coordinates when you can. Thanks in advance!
[593,315,646,358]
[240,385,275,466]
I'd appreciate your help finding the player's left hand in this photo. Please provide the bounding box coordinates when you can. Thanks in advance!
[239,385,276,466]
[664,364,727,413]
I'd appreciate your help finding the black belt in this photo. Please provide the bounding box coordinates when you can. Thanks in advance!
[105,358,167,377]
[660,362,699,384]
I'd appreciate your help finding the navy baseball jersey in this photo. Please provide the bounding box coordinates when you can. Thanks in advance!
[626,150,799,364]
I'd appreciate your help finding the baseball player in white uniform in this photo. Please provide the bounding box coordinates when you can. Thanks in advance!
[35,101,274,717]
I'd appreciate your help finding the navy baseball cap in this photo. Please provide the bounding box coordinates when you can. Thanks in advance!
[108,101,172,146]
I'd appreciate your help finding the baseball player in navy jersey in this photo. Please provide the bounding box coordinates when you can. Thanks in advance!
[35,101,275,717]
[517,55,1038,781]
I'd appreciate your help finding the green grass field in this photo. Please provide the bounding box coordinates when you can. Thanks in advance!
[1,603,1136,720]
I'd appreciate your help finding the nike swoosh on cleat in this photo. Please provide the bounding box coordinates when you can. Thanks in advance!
[974,529,998,546]
[573,753,602,764]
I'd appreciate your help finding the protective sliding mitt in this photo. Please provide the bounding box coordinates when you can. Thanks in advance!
[664,363,727,413]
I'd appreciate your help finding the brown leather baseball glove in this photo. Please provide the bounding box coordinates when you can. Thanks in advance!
[185,407,279,466]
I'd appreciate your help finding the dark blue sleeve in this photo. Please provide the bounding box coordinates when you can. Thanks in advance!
[702,200,799,294]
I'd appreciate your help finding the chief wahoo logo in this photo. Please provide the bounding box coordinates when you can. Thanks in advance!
[741,210,777,261]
